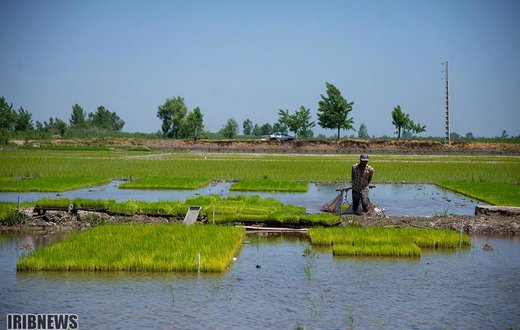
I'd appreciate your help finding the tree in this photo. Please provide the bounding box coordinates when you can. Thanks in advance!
[465,132,474,139]
[358,123,369,139]
[317,82,354,139]
[501,130,509,139]
[391,105,426,140]
[243,119,253,135]
[252,124,261,136]
[70,104,87,128]
[260,123,273,135]
[220,118,239,139]
[185,107,204,140]
[0,97,15,131]
[281,106,316,138]
[14,106,33,132]
[88,106,125,131]
[157,96,188,138]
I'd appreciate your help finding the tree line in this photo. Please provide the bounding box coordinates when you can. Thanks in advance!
[13,81,520,143]
[0,97,125,144]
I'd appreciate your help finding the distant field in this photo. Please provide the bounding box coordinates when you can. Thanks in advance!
[0,149,519,205]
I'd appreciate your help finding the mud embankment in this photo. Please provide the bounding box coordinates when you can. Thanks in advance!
[43,138,520,154]
[3,207,519,236]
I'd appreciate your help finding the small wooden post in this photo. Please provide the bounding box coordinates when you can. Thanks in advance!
[212,206,215,225]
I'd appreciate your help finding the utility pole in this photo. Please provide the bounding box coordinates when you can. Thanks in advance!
[442,60,450,145]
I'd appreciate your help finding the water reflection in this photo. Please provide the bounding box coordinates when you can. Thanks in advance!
[0,181,484,216]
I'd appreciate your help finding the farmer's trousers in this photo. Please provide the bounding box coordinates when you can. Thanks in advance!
[352,190,370,214]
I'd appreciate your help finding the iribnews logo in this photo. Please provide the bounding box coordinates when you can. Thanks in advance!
[6,314,78,330]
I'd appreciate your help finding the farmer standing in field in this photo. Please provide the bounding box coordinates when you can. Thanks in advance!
[351,153,374,215]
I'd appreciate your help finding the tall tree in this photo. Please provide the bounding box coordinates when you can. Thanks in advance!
[220,118,239,139]
[14,106,33,131]
[358,123,369,139]
[292,106,315,138]
[391,105,426,140]
[89,106,124,131]
[317,82,354,139]
[70,104,87,128]
[185,107,204,140]
[157,96,188,138]
[243,119,253,135]
[0,97,15,131]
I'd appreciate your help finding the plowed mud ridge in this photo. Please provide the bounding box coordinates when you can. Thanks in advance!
[51,138,520,154]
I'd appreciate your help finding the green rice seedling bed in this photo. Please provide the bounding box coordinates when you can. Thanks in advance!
[437,181,520,206]
[333,243,421,257]
[29,195,340,225]
[17,224,245,272]
[308,227,470,257]
[229,179,308,192]
[119,177,209,190]
[2,150,518,204]
[0,176,112,192]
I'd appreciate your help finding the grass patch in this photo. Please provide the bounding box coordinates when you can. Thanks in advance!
[30,195,340,226]
[437,181,520,206]
[1,150,518,205]
[17,224,245,272]
[229,179,308,192]
[333,243,421,257]
[308,227,470,257]
[0,176,111,192]
[119,177,210,190]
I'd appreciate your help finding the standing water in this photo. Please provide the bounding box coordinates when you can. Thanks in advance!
[0,182,483,216]
[0,232,518,329]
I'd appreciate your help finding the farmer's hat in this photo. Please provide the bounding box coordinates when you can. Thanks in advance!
[360,153,369,162]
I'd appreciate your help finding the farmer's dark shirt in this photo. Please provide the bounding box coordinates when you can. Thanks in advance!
[351,163,374,192]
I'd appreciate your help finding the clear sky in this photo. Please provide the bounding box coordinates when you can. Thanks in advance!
[1,0,519,138]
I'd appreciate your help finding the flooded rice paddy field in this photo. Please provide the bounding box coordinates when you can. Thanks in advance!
[1,232,519,329]
[0,181,484,216]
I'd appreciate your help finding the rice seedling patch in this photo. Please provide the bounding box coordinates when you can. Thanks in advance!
[17,224,246,272]
[308,227,470,257]
[437,181,520,206]
[230,179,308,192]
[119,177,209,190]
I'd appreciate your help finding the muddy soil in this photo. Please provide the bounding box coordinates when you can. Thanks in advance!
[3,208,519,236]
[26,138,520,154]
[340,214,520,236]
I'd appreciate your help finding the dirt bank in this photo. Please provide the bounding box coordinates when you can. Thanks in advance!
[40,138,520,154]
[3,208,519,236]
[340,214,520,236]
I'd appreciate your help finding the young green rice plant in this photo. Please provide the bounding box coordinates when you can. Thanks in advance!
[34,198,72,209]
[308,227,470,257]
[119,177,209,190]
[17,224,246,272]
[0,176,112,192]
[229,179,308,192]
[333,243,421,257]
[437,181,520,206]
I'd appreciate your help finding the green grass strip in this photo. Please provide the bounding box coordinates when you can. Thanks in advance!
[308,227,470,250]
[0,177,112,192]
[437,181,520,206]
[119,177,210,190]
[333,243,421,257]
[28,195,340,225]
[229,179,308,192]
[17,224,245,272]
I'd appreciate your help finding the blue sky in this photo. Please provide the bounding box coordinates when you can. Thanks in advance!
[1,0,519,137]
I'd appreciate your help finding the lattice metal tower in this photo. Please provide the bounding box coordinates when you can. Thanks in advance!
[442,60,450,145]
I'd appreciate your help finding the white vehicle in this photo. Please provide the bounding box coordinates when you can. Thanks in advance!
[269,132,295,141]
